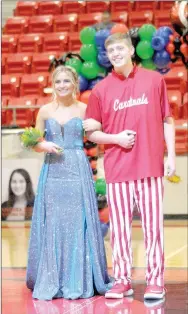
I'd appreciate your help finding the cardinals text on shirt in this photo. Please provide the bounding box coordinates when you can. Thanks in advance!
[114,93,148,111]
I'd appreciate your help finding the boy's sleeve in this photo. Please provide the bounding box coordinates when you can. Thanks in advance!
[85,91,102,123]
[160,77,172,120]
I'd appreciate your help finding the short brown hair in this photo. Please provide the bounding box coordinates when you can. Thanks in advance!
[105,32,132,49]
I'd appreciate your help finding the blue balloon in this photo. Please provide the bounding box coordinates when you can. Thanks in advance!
[157,26,173,37]
[97,50,111,68]
[100,222,109,237]
[153,50,171,69]
[155,27,173,45]
[78,75,89,92]
[157,67,171,75]
[151,36,166,51]
[88,77,103,90]
[95,29,111,48]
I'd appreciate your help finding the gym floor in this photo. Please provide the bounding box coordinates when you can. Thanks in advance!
[2,220,188,314]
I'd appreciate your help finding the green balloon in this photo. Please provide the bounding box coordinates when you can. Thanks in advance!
[138,24,156,41]
[136,41,154,60]
[81,61,99,79]
[65,58,82,73]
[95,178,106,195]
[141,59,156,70]
[80,44,97,62]
[80,27,96,44]
[98,66,107,77]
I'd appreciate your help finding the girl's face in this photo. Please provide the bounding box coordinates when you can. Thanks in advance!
[54,72,75,98]
[11,172,27,197]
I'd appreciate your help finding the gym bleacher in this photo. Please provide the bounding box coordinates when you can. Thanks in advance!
[1,1,188,154]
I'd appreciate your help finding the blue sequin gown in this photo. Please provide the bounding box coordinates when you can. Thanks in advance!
[26,117,112,300]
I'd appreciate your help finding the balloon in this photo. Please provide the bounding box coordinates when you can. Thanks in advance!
[80,44,97,62]
[141,59,157,70]
[151,36,166,51]
[65,58,82,73]
[157,67,171,74]
[79,90,92,104]
[136,41,154,59]
[111,23,129,34]
[155,27,172,45]
[180,42,188,58]
[95,29,111,49]
[97,195,107,209]
[80,27,96,44]
[128,27,140,46]
[81,61,99,79]
[153,50,171,68]
[78,75,89,92]
[97,65,107,78]
[95,178,106,195]
[138,24,156,41]
[99,207,109,223]
[97,50,111,68]
[88,77,103,90]
[100,222,109,237]
[170,1,188,36]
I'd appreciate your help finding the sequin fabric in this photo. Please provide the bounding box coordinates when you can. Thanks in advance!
[26,117,112,300]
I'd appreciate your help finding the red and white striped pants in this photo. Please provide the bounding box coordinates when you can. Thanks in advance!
[107,177,164,287]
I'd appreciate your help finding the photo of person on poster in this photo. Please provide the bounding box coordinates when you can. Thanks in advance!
[1,168,35,221]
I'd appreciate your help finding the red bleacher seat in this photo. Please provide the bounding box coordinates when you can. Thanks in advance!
[159,1,175,10]
[110,1,133,12]
[20,73,48,96]
[68,32,82,52]
[2,35,18,53]
[3,17,29,34]
[62,1,86,14]
[2,55,7,75]
[8,96,37,106]
[36,96,52,106]
[53,14,78,32]
[14,1,38,16]
[181,93,188,119]
[2,97,9,107]
[7,99,34,127]
[28,15,53,33]
[164,67,187,94]
[38,1,62,15]
[17,33,43,53]
[43,32,68,52]
[86,1,109,13]
[34,96,52,122]
[32,52,59,73]
[5,53,32,74]
[129,11,153,27]
[111,12,128,24]
[2,75,21,97]
[78,13,102,31]
[154,10,171,28]
[135,1,158,12]
[167,90,182,120]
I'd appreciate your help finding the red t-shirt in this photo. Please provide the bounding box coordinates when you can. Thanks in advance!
[85,66,171,183]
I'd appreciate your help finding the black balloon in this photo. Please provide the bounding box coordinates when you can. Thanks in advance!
[128,27,142,64]
[97,195,107,209]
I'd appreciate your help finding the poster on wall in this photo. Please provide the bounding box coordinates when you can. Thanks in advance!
[2,131,44,221]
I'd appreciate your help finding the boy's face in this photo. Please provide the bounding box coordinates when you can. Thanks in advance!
[106,41,134,68]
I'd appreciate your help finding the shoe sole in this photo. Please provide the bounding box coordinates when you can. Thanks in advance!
[144,292,165,300]
[105,289,134,299]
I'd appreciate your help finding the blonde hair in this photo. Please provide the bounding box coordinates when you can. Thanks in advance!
[105,32,132,50]
[51,65,79,100]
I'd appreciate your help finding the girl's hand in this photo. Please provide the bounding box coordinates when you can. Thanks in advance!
[82,119,102,132]
[35,141,63,154]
